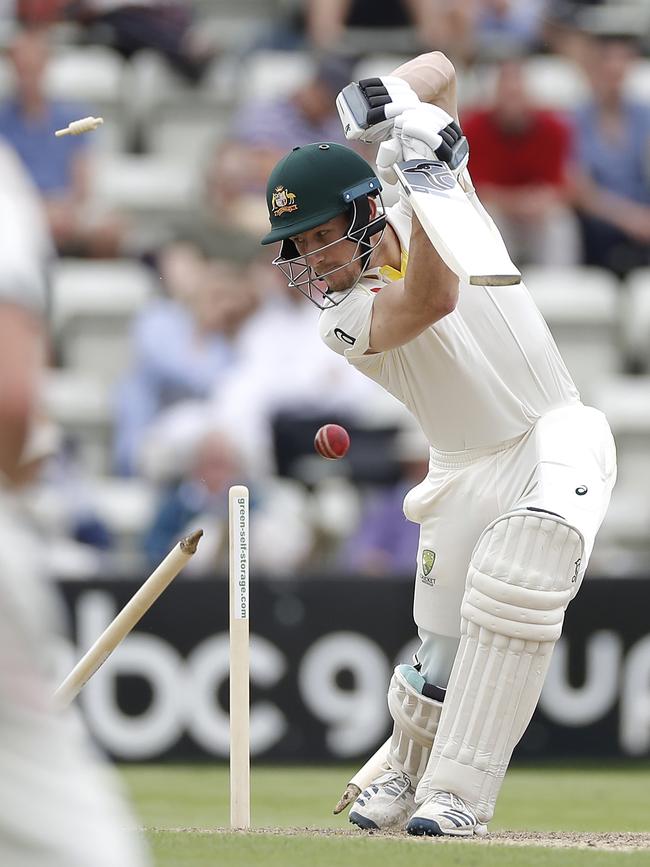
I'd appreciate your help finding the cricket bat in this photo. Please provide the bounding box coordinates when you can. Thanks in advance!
[336,82,521,287]
[394,159,521,286]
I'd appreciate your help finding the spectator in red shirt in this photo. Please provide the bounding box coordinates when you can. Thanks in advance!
[462,57,580,266]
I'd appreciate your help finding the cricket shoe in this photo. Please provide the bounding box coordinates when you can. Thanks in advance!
[406,791,488,837]
[349,770,416,830]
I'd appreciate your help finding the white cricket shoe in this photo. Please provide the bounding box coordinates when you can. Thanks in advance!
[406,791,488,837]
[349,770,416,830]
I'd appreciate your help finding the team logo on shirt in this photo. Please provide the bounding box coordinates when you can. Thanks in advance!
[271,185,298,216]
[334,327,356,345]
[421,549,436,585]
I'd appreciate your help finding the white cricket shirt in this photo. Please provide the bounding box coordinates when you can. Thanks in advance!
[0,142,50,316]
[319,202,580,451]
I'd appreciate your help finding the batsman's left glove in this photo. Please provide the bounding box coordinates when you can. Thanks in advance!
[336,76,421,144]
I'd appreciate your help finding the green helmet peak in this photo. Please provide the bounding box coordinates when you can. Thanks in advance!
[261,142,382,246]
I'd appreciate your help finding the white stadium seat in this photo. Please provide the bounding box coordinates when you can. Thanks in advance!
[589,374,650,571]
[42,369,113,475]
[239,51,315,101]
[590,375,650,489]
[45,46,125,106]
[51,259,155,380]
[626,59,650,106]
[30,474,158,567]
[622,268,650,369]
[146,107,231,162]
[44,47,129,151]
[0,19,15,51]
[88,477,157,540]
[521,266,623,401]
[92,154,199,217]
[192,0,276,51]
[457,56,649,115]
[0,55,11,101]
[51,258,154,331]
[465,57,589,113]
[524,56,589,111]
[126,50,237,113]
[591,483,650,575]
[598,486,650,547]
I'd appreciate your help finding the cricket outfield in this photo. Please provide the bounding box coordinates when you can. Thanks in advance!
[120,762,650,866]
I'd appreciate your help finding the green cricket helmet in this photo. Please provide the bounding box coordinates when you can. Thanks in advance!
[261,142,386,308]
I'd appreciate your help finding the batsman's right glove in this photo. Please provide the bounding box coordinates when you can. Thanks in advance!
[336,76,421,144]
[376,103,469,185]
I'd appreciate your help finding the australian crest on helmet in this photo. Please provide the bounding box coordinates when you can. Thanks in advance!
[271,185,298,217]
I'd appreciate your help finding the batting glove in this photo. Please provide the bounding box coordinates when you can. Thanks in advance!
[376,104,469,184]
[336,76,421,144]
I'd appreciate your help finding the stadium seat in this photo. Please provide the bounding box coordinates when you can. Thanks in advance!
[588,371,650,572]
[126,49,237,117]
[622,268,650,370]
[88,476,157,541]
[521,266,623,401]
[45,46,125,107]
[239,51,315,101]
[0,55,11,101]
[578,3,650,47]
[92,154,199,220]
[626,59,650,106]
[589,486,650,576]
[124,50,184,116]
[51,259,155,380]
[42,369,113,475]
[145,106,231,162]
[523,56,589,110]
[193,0,277,51]
[464,57,588,112]
[597,485,650,548]
[0,20,15,50]
[590,374,650,490]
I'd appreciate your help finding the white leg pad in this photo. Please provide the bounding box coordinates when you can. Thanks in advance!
[387,665,443,783]
[416,512,584,823]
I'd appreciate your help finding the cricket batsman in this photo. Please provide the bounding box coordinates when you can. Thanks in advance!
[261,52,616,837]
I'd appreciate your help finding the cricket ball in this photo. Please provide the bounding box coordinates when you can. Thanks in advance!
[314,424,350,460]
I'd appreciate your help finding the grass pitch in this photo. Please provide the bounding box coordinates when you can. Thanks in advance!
[120,763,650,866]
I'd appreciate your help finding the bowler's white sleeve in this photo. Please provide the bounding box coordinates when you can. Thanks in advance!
[318,288,377,360]
[0,144,51,316]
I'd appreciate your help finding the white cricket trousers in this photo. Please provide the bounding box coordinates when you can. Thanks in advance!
[0,492,150,867]
[404,403,616,657]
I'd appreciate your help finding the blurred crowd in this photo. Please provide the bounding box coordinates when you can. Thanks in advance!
[1,0,649,580]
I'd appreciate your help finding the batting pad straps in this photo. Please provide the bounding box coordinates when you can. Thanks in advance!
[417,512,584,824]
[387,665,443,783]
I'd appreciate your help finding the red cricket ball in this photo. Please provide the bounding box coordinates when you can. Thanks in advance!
[314,424,350,460]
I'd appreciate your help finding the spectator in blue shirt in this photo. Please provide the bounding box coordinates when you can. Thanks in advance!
[571,35,650,277]
[113,250,255,476]
[0,26,124,257]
